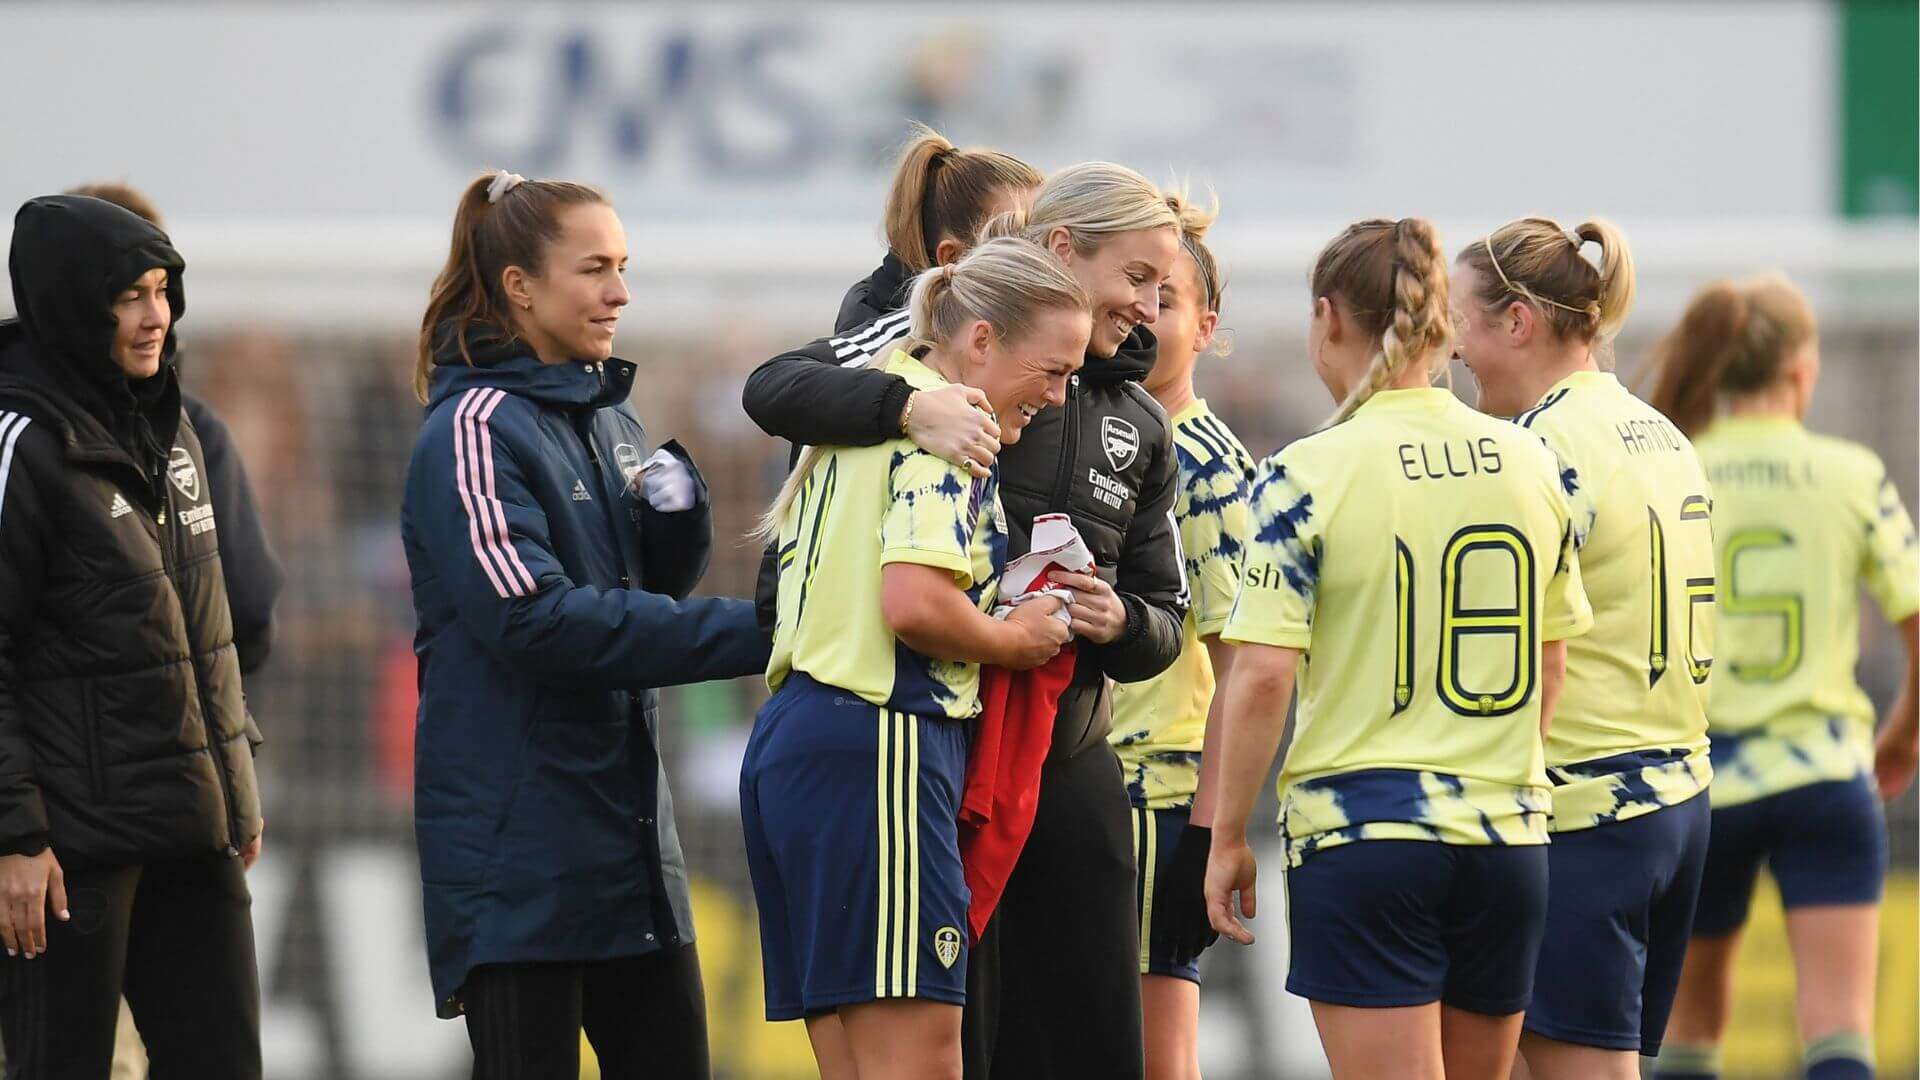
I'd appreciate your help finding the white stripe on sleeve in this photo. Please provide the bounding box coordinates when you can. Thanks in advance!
[0,412,31,533]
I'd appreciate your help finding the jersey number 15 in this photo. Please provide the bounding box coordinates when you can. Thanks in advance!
[1648,495,1715,689]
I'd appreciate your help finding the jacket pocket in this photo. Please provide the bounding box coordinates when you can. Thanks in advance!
[80,682,109,803]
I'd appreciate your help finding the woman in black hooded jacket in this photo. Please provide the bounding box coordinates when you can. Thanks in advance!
[0,195,263,1079]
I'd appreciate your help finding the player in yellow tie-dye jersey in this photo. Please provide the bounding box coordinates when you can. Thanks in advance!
[1204,219,1591,1080]
[1104,191,1255,1079]
[1644,277,1918,1080]
[739,239,1088,1078]
[1109,399,1252,813]
[1455,217,1714,1078]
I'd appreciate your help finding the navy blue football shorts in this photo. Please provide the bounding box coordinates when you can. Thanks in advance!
[1691,775,1888,937]
[739,673,971,1021]
[1524,791,1710,1056]
[1132,805,1201,985]
[1283,839,1549,1015]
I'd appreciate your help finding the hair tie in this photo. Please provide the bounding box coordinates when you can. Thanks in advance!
[942,263,956,285]
[487,170,527,204]
[1484,234,1590,316]
[1568,231,1603,270]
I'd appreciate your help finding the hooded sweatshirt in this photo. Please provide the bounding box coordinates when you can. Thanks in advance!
[0,195,262,863]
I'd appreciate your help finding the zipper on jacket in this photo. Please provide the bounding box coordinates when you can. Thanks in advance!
[152,460,169,527]
[1048,375,1081,514]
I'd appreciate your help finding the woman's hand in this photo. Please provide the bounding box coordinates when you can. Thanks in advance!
[0,848,67,958]
[1875,723,1918,800]
[1046,571,1128,644]
[998,596,1072,670]
[1204,834,1258,946]
[905,386,1001,479]
[241,820,265,871]
[634,449,697,512]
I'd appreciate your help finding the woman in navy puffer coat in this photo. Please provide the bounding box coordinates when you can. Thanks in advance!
[400,171,768,1079]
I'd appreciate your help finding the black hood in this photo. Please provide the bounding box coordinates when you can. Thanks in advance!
[862,252,914,313]
[1080,324,1157,387]
[7,195,186,390]
[1,195,186,462]
[834,251,917,334]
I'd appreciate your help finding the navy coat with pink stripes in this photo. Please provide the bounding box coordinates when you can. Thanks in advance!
[401,330,769,1017]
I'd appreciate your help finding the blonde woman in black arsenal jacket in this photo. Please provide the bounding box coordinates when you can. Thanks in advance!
[744,162,1188,1080]
[0,195,263,1079]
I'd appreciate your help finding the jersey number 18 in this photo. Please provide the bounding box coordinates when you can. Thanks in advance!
[1393,524,1538,719]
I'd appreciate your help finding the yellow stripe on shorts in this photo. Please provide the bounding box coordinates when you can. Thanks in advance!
[906,713,921,998]
[875,710,920,999]
[1136,807,1158,974]
[875,708,890,998]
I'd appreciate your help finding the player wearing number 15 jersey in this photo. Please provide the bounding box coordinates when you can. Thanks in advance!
[1646,276,1919,1080]
[1203,218,1592,1080]
[1455,217,1714,1079]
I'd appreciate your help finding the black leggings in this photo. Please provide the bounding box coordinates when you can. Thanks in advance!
[963,741,1143,1079]
[0,853,261,1080]
[462,944,710,1080]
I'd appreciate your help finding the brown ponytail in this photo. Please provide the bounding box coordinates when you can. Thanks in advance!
[65,182,165,227]
[416,171,607,402]
[881,123,1042,274]
[1312,217,1452,424]
[1644,274,1816,436]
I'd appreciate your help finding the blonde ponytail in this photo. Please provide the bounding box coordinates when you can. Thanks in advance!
[1575,218,1636,343]
[754,237,1089,541]
[1457,215,1637,367]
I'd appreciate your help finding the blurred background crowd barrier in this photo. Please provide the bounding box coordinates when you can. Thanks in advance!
[4,2,1916,1077]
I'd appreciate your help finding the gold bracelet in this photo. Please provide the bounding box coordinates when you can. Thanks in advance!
[899,391,917,435]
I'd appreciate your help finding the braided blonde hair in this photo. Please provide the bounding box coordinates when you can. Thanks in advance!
[1311,218,1453,425]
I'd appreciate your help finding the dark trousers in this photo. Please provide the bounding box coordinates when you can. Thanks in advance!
[962,741,1143,1079]
[0,854,261,1080]
[463,944,710,1080]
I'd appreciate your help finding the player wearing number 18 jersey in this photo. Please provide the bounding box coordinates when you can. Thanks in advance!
[1455,217,1714,1079]
[1646,276,1919,1080]
[1204,218,1591,1080]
